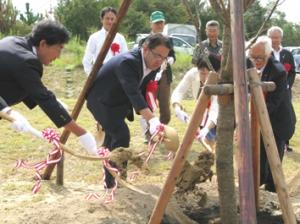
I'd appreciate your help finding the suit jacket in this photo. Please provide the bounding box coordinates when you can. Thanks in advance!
[261,57,296,140]
[86,48,157,128]
[272,48,296,89]
[0,36,71,127]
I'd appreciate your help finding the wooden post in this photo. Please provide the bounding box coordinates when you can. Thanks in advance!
[230,0,257,223]
[248,68,296,224]
[148,72,218,224]
[250,97,260,210]
[42,0,132,184]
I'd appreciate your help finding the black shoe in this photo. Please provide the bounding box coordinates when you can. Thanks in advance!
[287,146,293,152]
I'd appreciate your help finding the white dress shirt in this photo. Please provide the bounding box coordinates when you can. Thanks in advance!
[82,27,128,75]
[272,45,282,61]
[171,67,218,125]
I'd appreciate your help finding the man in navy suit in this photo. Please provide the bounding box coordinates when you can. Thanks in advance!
[86,33,172,189]
[249,36,296,192]
[0,20,97,155]
[268,26,296,152]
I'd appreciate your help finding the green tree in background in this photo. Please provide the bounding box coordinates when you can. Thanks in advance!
[0,0,18,34]
[20,2,43,25]
[244,1,267,39]
[55,0,119,40]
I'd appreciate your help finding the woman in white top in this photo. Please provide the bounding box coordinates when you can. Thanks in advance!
[82,7,128,75]
[171,55,221,147]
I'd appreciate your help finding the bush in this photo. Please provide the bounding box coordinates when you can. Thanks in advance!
[53,36,85,69]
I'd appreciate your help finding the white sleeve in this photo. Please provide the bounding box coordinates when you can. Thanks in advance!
[119,34,128,53]
[207,95,219,125]
[82,35,97,75]
[171,67,197,105]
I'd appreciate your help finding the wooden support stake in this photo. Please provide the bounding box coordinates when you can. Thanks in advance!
[250,97,260,210]
[42,0,132,185]
[148,71,218,224]
[230,0,256,222]
[204,83,233,95]
[204,82,275,96]
[248,68,296,224]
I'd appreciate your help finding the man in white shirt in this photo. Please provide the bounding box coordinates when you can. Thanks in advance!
[82,6,128,75]
[171,55,220,150]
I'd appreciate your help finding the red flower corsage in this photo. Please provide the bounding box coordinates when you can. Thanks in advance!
[283,63,291,73]
[111,43,120,55]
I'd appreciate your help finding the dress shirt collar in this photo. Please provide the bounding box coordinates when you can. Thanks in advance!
[272,45,282,61]
[32,46,37,55]
[141,48,152,76]
[100,27,109,36]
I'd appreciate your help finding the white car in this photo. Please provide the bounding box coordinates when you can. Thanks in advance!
[171,36,194,55]
[288,47,300,73]
[294,54,300,73]
[133,34,194,55]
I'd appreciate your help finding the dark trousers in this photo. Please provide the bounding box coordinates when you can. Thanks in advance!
[157,71,171,124]
[260,135,285,192]
[102,120,130,188]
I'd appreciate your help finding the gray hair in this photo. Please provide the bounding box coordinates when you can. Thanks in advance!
[267,26,283,37]
[206,20,220,28]
[253,35,272,55]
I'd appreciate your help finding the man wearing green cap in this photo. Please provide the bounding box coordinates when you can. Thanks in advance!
[139,11,175,143]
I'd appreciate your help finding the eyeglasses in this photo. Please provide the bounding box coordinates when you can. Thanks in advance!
[249,55,266,63]
[150,49,168,61]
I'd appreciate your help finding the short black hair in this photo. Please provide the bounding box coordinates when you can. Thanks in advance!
[28,20,70,46]
[144,33,172,50]
[100,7,117,19]
[196,54,221,71]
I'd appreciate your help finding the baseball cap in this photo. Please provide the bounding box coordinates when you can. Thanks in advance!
[150,11,165,23]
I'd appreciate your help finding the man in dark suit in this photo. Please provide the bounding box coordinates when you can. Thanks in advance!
[138,11,176,143]
[86,33,172,189]
[249,36,296,192]
[268,26,296,152]
[0,20,97,155]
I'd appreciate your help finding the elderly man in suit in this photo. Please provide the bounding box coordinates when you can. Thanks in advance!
[248,36,296,192]
[86,33,172,189]
[267,26,296,152]
[0,20,97,155]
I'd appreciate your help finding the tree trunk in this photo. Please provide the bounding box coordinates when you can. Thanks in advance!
[215,23,239,223]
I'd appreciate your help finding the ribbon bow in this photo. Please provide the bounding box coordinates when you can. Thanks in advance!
[111,43,120,56]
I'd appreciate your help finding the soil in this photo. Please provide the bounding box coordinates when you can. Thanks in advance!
[2,147,300,224]
[1,76,300,224]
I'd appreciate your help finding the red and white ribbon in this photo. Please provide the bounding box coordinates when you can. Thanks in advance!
[86,147,120,204]
[144,124,165,165]
[15,128,62,194]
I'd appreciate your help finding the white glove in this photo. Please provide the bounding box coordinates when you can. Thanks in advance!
[140,117,149,135]
[79,132,98,155]
[174,106,189,123]
[148,117,161,135]
[197,127,210,140]
[9,110,43,138]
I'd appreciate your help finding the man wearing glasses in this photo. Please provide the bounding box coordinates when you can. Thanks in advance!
[86,34,172,190]
[138,11,175,143]
[248,36,296,193]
